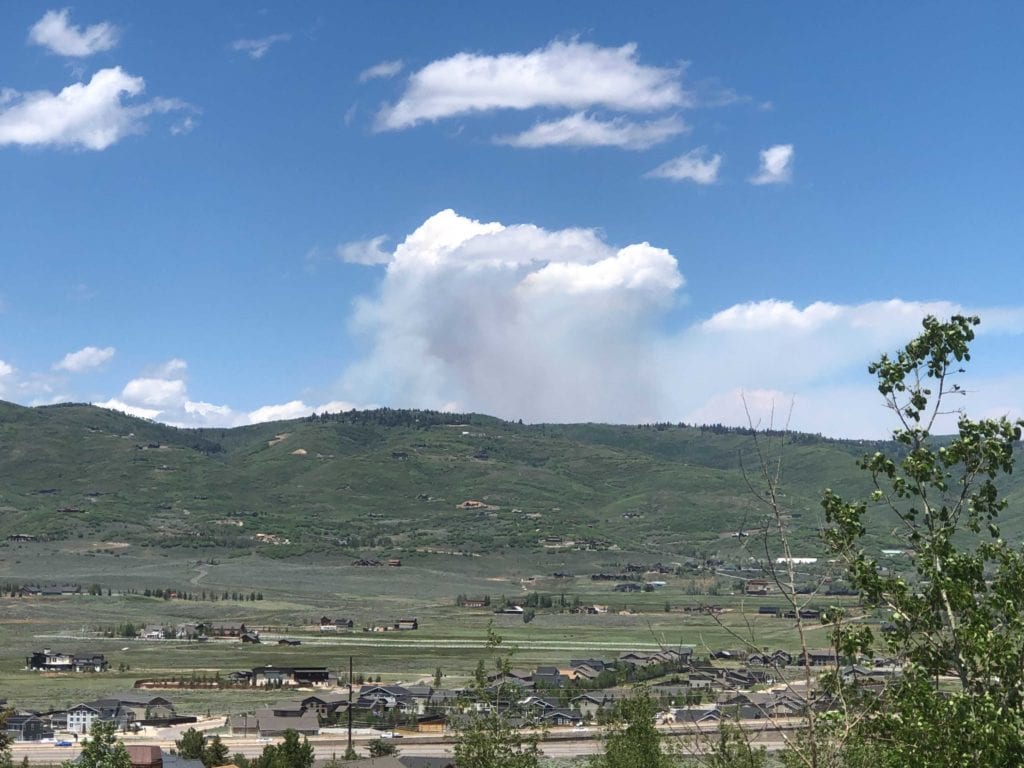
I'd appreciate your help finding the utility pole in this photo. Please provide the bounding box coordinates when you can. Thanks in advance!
[347,655,353,756]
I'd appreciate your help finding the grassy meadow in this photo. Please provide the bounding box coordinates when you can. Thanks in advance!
[0,541,858,715]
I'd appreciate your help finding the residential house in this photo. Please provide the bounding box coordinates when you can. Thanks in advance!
[103,694,176,723]
[251,665,334,687]
[127,745,204,768]
[319,617,354,631]
[404,686,460,715]
[230,709,319,736]
[26,650,108,672]
[4,714,50,742]
[299,692,350,719]
[799,649,840,667]
[19,584,81,597]
[415,713,446,734]
[670,706,721,725]
[126,745,164,768]
[531,666,565,688]
[66,701,132,734]
[356,685,416,715]
[205,623,246,637]
[539,709,583,727]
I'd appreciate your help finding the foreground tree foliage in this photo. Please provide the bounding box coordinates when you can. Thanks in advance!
[203,735,230,767]
[66,721,131,768]
[0,708,12,768]
[823,314,1024,766]
[176,728,206,760]
[250,730,314,768]
[367,739,399,758]
[452,625,542,768]
[589,688,677,768]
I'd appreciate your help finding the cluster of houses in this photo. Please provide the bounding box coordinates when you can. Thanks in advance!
[2,693,193,740]
[5,644,904,744]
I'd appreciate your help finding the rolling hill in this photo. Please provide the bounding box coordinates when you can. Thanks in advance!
[2,400,1021,561]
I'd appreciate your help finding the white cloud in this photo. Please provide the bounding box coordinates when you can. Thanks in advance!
[339,235,391,265]
[29,9,119,57]
[94,397,161,421]
[0,360,13,378]
[231,34,291,60]
[53,345,115,372]
[646,147,722,184]
[121,377,187,408]
[495,112,686,150]
[359,59,404,82]
[750,143,794,185]
[150,358,188,378]
[377,40,686,130]
[247,400,313,423]
[340,209,685,423]
[0,67,188,150]
[91,356,362,428]
[170,115,196,136]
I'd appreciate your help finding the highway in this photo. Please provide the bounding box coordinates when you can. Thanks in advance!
[11,719,803,764]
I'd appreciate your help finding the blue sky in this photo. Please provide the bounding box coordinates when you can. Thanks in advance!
[2,2,1023,437]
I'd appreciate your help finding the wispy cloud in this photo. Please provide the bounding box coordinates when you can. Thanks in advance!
[750,143,794,185]
[0,67,189,151]
[377,40,687,130]
[170,115,197,136]
[28,9,119,57]
[231,33,291,60]
[646,147,722,184]
[53,345,115,372]
[495,112,686,150]
[338,235,391,265]
[359,59,404,82]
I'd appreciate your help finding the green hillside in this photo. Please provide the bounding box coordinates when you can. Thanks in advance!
[2,401,1022,561]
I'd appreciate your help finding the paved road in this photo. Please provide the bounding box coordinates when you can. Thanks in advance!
[12,720,802,763]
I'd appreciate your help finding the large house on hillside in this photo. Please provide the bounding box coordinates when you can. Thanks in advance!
[26,650,108,672]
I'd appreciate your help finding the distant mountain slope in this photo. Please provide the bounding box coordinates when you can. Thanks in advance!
[2,402,1022,558]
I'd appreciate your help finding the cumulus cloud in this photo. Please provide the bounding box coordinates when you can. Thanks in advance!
[377,40,686,130]
[29,9,119,57]
[339,209,684,423]
[0,360,13,378]
[329,209,1024,437]
[339,235,391,265]
[121,377,188,408]
[53,345,115,372]
[750,143,794,185]
[495,112,686,150]
[359,59,403,82]
[0,67,189,150]
[646,147,722,184]
[247,400,314,423]
[231,34,291,60]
